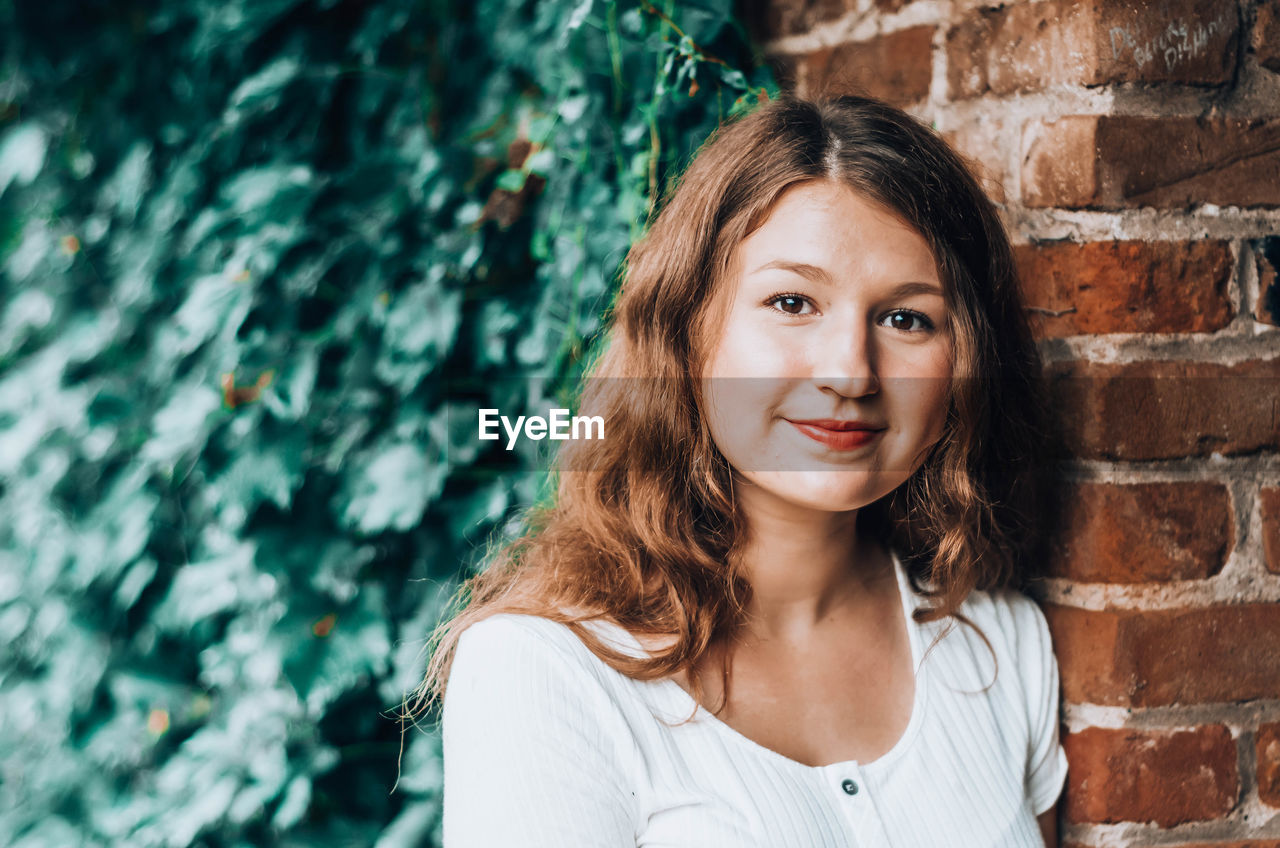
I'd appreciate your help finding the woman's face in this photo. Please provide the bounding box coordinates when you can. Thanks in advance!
[700,179,954,516]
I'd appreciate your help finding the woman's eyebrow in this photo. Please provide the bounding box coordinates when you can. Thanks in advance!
[748,259,834,283]
[748,260,943,298]
[888,280,945,298]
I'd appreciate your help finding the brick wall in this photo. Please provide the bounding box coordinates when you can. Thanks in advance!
[747,0,1280,844]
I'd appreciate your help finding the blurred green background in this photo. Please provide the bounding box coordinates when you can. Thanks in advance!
[0,1,772,845]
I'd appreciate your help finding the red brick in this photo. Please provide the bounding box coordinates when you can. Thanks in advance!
[942,119,1011,203]
[947,1,1093,99]
[1256,237,1280,325]
[1079,841,1280,848]
[743,0,850,40]
[1048,482,1232,582]
[1100,1,1240,83]
[793,26,934,105]
[1045,358,1280,461]
[947,0,1239,99]
[1263,487,1280,575]
[1016,240,1235,336]
[1021,116,1100,208]
[1261,722,1280,808]
[1045,603,1280,707]
[1255,0,1280,73]
[1062,725,1238,826]
[1022,116,1280,209]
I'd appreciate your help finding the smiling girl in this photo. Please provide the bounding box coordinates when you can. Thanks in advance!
[417,94,1068,847]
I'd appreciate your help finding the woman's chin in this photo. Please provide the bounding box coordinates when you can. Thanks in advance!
[739,469,904,515]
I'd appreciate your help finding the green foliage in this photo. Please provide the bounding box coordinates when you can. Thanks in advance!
[0,0,773,845]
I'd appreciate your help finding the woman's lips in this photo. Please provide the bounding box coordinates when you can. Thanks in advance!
[787,419,886,451]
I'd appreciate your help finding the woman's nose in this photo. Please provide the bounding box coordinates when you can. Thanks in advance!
[815,322,880,398]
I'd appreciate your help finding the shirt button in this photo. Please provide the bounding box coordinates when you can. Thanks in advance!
[841,778,859,796]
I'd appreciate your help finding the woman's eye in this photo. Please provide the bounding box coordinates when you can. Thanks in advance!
[882,309,935,332]
[766,294,814,316]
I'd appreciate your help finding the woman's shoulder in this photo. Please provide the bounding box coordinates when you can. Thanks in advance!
[452,611,652,684]
[900,550,1052,655]
[444,613,630,722]
[944,581,1059,694]
[440,613,648,844]
[458,611,566,641]
[951,581,1068,809]
[956,582,1054,650]
[444,612,663,759]
[456,612,592,662]
[462,610,652,646]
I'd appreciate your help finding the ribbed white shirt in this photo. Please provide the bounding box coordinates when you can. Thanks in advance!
[441,550,1069,847]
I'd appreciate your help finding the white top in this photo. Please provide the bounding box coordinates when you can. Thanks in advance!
[441,550,1069,847]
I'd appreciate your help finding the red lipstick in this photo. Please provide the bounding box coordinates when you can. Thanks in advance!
[786,419,886,451]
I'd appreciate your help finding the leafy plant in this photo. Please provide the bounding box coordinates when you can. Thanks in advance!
[0,0,772,845]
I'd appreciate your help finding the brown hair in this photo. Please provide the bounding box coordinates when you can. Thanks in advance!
[405,92,1058,723]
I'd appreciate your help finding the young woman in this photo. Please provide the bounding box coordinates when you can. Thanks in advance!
[418,94,1069,847]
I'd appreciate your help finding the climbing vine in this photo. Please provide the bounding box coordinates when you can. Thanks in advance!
[0,0,772,845]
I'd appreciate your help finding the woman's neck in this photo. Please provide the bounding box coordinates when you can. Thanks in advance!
[732,481,893,644]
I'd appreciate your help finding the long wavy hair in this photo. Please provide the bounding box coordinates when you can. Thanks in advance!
[407,93,1058,723]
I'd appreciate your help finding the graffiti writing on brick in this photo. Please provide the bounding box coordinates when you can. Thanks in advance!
[1107,7,1235,72]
